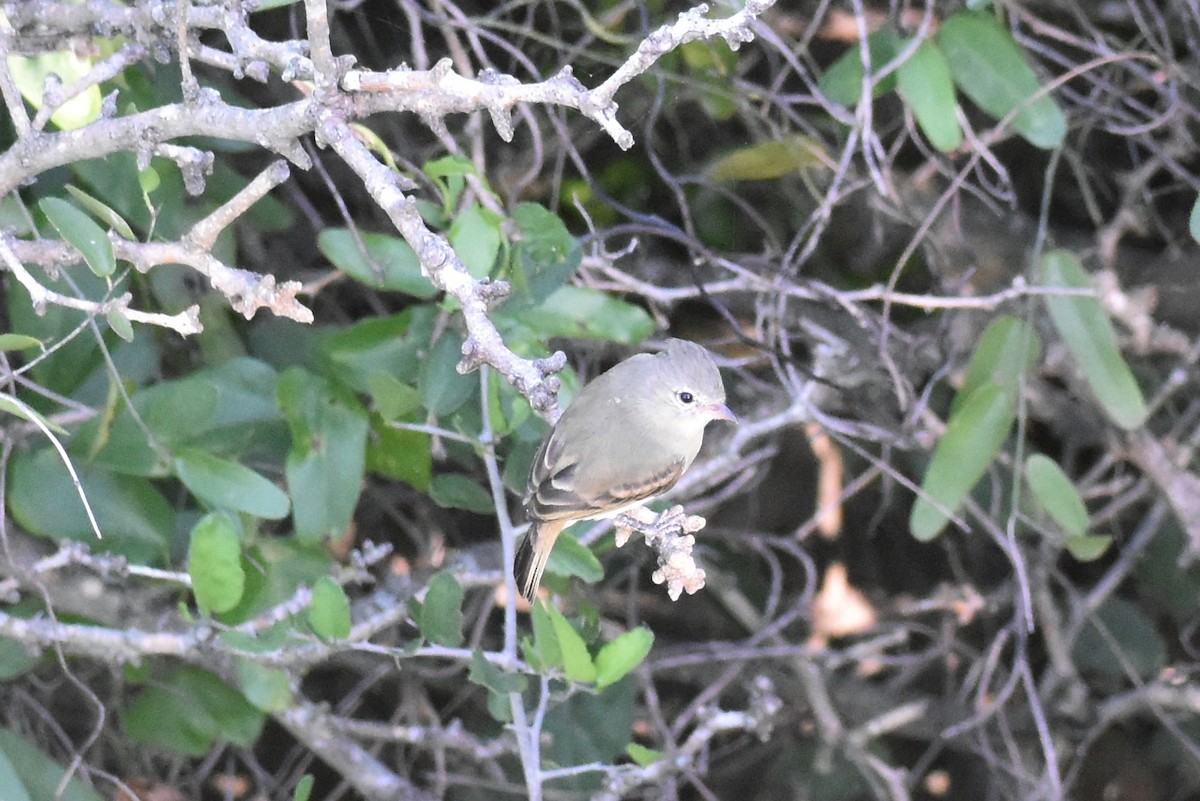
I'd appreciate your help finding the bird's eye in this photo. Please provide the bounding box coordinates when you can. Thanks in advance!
[678,391,695,404]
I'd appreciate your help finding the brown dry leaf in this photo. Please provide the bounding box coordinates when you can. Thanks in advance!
[810,562,876,645]
[1127,432,1200,563]
[806,422,844,539]
[211,772,252,798]
[328,519,357,562]
[924,769,952,797]
[117,778,187,801]
[427,529,447,568]
[495,581,535,613]
[950,585,984,625]
[816,8,887,42]
[814,9,939,43]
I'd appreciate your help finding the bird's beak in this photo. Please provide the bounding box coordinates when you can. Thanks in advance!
[704,403,737,424]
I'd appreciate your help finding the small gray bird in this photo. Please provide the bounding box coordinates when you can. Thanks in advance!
[514,338,736,601]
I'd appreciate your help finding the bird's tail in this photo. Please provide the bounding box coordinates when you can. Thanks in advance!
[514,521,562,602]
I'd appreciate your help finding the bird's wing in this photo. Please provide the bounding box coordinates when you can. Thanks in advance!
[585,457,685,510]
[526,426,584,520]
[528,451,684,523]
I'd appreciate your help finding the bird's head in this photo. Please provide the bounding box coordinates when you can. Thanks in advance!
[652,338,736,428]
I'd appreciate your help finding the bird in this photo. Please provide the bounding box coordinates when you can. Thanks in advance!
[514,338,736,602]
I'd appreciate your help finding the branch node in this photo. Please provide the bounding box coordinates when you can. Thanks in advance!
[534,351,566,377]
[475,277,511,305]
[282,57,305,83]
[431,57,453,81]
[458,337,485,374]
[101,90,119,119]
[487,106,515,142]
[40,71,63,110]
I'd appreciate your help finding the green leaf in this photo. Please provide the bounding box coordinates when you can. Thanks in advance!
[8,448,173,564]
[485,369,531,437]
[0,743,31,801]
[367,421,432,490]
[9,50,101,130]
[953,316,1040,414]
[1134,521,1200,625]
[84,357,285,476]
[910,384,1015,541]
[87,374,223,477]
[176,448,290,519]
[487,687,512,722]
[0,392,67,435]
[65,184,136,240]
[0,334,42,352]
[680,40,739,120]
[294,775,315,801]
[350,123,397,170]
[937,11,1066,149]
[317,228,437,298]
[308,576,352,640]
[123,667,264,756]
[508,203,582,306]
[0,728,104,801]
[468,649,527,694]
[368,373,423,421]
[220,617,293,653]
[1040,250,1147,429]
[544,602,597,683]
[236,659,293,712]
[545,531,605,582]
[817,28,904,106]
[39,197,116,278]
[105,307,134,341]
[418,572,464,647]
[497,285,655,344]
[1190,193,1200,245]
[203,357,285,427]
[1025,453,1088,537]
[528,600,562,670]
[1064,534,1112,562]
[680,38,737,75]
[61,148,151,234]
[7,266,104,395]
[322,312,422,395]
[0,194,33,234]
[138,164,160,195]
[419,330,476,416]
[429,473,494,514]
[0,636,39,680]
[124,686,217,756]
[176,669,266,742]
[626,742,662,767]
[415,198,450,229]
[423,154,479,180]
[188,513,245,616]
[707,136,826,181]
[279,368,369,541]
[543,677,637,791]
[1072,597,1165,681]
[246,542,339,619]
[594,627,654,689]
[449,203,502,278]
[897,40,962,152]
